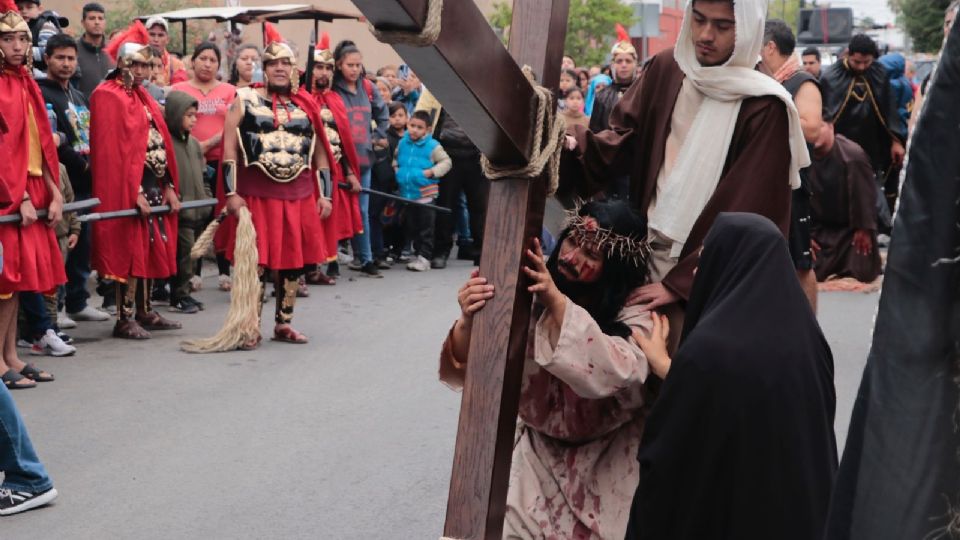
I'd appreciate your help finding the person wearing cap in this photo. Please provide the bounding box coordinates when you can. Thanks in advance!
[74,2,113,98]
[589,24,638,134]
[90,22,183,340]
[145,15,186,87]
[219,36,334,346]
[15,0,65,77]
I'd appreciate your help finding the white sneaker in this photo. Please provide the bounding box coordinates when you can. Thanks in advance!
[30,329,77,357]
[57,313,77,329]
[16,339,32,349]
[406,255,431,272]
[68,305,110,322]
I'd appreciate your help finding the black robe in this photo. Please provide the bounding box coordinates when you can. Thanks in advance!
[589,79,633,133]
[808,135,882,283]
[825,20,960,540]
[821,59,907,176]
[625,213,838,540]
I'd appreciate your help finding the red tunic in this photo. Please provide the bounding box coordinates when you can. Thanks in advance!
[312,88,363,257]
[218,86,336,270]
[89,80,180,280]
[0,67,66,295]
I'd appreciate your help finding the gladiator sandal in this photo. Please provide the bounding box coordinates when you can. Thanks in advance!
[272,273,308,344]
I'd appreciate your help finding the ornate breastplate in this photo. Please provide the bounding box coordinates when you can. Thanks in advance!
[238,88,316,183]
[320,106,343,164]
[144,121,168,179]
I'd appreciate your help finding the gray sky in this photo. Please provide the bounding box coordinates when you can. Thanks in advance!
[825,0,897,25]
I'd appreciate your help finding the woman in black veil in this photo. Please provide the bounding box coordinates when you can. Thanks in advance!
[625,212,838,540]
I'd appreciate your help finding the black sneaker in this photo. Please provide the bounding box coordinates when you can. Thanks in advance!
[0,487,58,515]
[151,283,170,304]
[360,261,383,278]
[169,297,199,314]
[431,255,448,269]
[375,258,392,270]
[326,261,340,278]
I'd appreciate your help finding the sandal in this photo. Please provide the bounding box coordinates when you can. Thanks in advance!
[113,319,152,340]
[272,325,308,344]
[137,311,182,331]
[20,364,54,382]
[238,334,263,351]
[305,270,336,286]
[3,369,37,390]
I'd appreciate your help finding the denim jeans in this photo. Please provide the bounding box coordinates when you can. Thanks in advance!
[0,383,53,492]
[350,167,374,265]
[20,292,56,340]
[64,221,92,313]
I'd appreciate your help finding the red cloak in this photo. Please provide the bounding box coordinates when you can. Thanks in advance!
[313,88,364,255]
[214,85,336,265]
[0,66,66,293]
[89,79,180,280]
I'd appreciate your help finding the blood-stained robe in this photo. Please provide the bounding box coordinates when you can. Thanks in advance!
[439,300,653,539]
[808,134,882,283]
[562,49,793,300]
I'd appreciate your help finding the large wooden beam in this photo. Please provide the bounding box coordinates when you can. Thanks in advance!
[352,0,537,165]
[443,2,569,539]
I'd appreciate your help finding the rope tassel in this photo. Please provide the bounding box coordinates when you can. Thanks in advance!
[181,207,261,353]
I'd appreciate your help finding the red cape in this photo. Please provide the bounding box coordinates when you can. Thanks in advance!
[0,66,60,214]
[89,80,180,279]
[214,85,336,254]
[313,88,363,245]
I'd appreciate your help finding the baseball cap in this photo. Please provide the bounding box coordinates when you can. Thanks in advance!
[145,15,168,32]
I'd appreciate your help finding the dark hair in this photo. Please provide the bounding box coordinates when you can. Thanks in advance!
[848,34,879,58]
[410,110,432,125]
[228,43,260,85]
[388,102,407,116]
[801,46,821,61]
[44,33,77,58]
[545,200,649,338]
[564,87,584,99]
[763,19,796,56]
[561,68,578,81]
[562,54,575,65]
[81,2,104,18]
[334,40,360,63]
[192,41,221,66]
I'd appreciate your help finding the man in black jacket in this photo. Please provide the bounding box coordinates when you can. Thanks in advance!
[73,2,112,98]
[37,33,108,323]
[431,111,489,268]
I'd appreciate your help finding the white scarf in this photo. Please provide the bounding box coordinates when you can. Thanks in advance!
[648,0,810,256]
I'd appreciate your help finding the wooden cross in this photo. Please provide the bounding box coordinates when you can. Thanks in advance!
[349,1,570,538]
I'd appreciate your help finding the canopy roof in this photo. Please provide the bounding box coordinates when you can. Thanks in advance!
[137,4,362,24]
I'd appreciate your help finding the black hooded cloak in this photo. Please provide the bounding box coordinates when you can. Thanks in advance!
[625,212,838,540]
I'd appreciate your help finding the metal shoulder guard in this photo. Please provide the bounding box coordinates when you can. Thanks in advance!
[223,160,238,195]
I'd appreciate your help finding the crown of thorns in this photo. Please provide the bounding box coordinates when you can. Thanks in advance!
[563,206,651,269]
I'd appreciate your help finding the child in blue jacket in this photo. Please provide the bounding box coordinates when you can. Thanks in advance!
[394,110,452,272]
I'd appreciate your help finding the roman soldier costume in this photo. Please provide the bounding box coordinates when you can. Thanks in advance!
[218,35,335,344]
[308,33,363,282]
[90,22,181,339]
[0,0,66,297]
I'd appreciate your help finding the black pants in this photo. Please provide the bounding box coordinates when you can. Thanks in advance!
[433,152,489,258]
[404,204,436,259]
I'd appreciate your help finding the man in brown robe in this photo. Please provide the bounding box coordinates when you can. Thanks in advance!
[808,122,882,283]
[562,0,809,345]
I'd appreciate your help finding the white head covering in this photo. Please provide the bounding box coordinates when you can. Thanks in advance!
[648,0,810,255]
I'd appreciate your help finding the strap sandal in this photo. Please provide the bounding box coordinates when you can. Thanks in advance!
[113,319,152,340]
[137,311,183,331]
[305,270,336,286]
[2,369,37,390]
[20,364,54,382]
[272,325,308,344]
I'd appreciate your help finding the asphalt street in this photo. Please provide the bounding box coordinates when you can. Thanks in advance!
[3,260,878,539]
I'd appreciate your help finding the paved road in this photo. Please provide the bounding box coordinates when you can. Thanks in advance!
[3,260,878,539]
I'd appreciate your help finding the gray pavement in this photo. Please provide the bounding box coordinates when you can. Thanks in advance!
[3,260,878,539]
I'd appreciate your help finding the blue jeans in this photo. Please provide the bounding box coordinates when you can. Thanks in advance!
[20,292,55,340]
[64,221,92,313]
[0,383,53,492]
[350,167,374,265]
